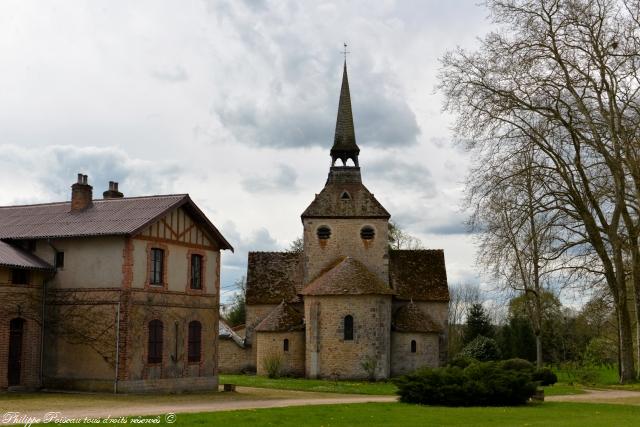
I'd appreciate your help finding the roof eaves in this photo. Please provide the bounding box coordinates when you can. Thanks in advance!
[181,196,234,251]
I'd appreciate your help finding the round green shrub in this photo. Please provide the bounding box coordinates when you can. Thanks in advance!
[500,358,535,373]
[394,361,537,406]
[448,355,476,369]
[532,368,558,386]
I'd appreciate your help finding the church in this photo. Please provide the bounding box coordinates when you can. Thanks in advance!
[219,63,449,379]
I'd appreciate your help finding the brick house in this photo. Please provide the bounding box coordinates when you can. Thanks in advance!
[0,176,232,392]
[219,63,449,379]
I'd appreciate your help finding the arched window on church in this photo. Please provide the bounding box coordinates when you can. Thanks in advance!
[344,315,354,341]
[283,338,289,352]
[411,340,417,353]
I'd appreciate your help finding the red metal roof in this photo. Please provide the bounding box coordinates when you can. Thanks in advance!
[0,241,53,270]
[0,194,233,250]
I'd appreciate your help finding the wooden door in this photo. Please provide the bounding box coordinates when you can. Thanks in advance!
[8,318,24,386]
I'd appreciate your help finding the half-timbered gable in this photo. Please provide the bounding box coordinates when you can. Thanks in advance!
[135,207,219,251]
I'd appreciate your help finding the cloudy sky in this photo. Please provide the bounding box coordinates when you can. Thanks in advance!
[0,0,493,302]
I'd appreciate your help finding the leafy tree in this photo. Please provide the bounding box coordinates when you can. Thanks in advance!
[463,303,494,345]
[224,276,246,327]
[497,317,536,362]
[461,336,501,362]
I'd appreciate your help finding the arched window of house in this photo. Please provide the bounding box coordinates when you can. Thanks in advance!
[344,315,354,341]
[148,320,163,363]
[188,321,202,363]
[411,340,417,353]
[283,338,289,352]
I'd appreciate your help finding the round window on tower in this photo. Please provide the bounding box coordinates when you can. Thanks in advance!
[317,226,332,240]
[360,226,375,240]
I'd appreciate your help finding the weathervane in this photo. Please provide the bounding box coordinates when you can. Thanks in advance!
[342,42,350,61]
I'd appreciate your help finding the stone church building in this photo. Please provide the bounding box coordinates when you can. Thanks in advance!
[0,176,232,392]
[220,63,449,379]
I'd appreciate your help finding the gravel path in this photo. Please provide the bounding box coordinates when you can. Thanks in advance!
[546,388,640,405]
[1,387,397,424]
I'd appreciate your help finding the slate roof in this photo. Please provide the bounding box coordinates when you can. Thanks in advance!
[300,256,395,296]
[0,241,53,270]
[393,301,443,333]
[255,301,305,332]
[245,251,304,305]
[0,194,233,250]
[389,249,449,302]
[331,62,360,161]
[301,168,390,219]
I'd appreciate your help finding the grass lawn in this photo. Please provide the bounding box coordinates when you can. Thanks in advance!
[554,364,640,391]
[153,402,640,426]
[541,383,586,396]
[219,374,398,395]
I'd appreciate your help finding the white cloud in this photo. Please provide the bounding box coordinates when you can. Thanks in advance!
[0,0,494,296]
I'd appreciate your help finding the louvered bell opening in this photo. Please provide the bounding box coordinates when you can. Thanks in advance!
[317,226,332,240]
[360,226,375,240]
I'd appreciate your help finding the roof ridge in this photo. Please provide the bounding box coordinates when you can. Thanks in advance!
[390,249,444,253]
[0,193,188,209]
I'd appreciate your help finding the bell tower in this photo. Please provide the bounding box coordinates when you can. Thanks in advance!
[301,61,391,285]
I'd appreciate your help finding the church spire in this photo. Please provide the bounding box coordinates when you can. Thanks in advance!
[330,60,360,167]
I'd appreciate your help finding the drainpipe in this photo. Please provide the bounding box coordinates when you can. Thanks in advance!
[41,239,59,388]
[114,302,120,394]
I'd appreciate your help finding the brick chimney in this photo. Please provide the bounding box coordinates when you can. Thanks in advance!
[103,181,124,199]
[71,173,93,212]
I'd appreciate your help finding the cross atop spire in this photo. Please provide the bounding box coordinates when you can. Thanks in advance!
[342,42,350,61]
[330,60,360,167]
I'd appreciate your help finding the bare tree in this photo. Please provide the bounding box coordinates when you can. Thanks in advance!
[440,0,640,381]
[448,283,482,356]
[388,221,424,250]
[468,147,563,368]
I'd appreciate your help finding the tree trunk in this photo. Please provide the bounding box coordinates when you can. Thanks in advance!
[535,333,543,369]
[618,299,636,383]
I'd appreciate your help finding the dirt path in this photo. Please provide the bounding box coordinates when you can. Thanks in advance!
[1,387,397,424]
[547,388,640,405]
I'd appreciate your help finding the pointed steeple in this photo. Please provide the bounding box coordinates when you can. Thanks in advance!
[331,61,360,167]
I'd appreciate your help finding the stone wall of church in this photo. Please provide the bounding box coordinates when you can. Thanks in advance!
[302,218,389,284]
[256,331,305,377]
[390,331,440,377]
[305,295,391,380]
[244,303,278,368]
[393,300,449,366]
